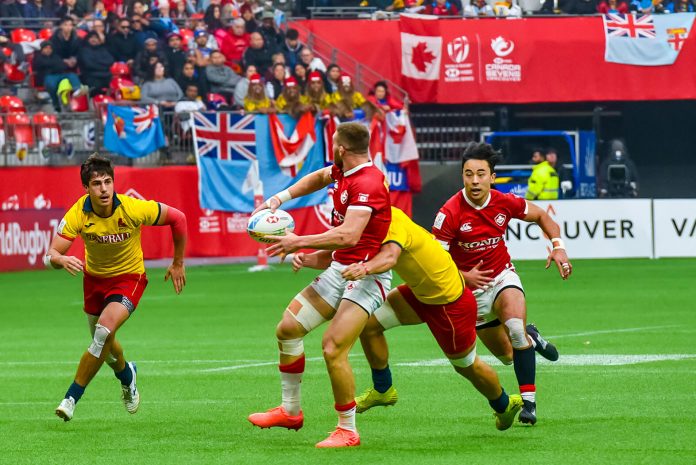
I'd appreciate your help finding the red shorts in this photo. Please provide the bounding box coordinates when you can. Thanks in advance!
[398,284,477,356]
[83,272,148,316]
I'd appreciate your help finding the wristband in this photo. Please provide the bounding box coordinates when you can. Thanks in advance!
[269,189,292,208]
[551,238,565,250]
[43,254,54,269]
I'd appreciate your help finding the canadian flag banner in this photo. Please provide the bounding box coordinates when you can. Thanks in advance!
[400,14,442,101]
[385,111,418,165]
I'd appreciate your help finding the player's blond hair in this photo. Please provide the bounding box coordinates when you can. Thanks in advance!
[336,122,370,154]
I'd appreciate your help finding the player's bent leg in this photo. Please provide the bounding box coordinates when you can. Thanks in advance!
[476,323,513,365]
[494,288,538,425]
[249,287,335,430]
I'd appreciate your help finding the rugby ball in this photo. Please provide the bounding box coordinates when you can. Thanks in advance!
[247,208,295,243]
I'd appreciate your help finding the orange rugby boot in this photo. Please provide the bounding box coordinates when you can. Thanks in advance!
[247,406,304,430]
[315,427,361,448]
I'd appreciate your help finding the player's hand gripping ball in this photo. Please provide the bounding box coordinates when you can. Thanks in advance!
[247,208,295,243]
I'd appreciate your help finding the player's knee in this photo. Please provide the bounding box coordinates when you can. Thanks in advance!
[87,324,111,358]
[286,294,327,333]
[496,355,513,365]
[276,314,306,340]
[321,335,346,365]
[504,318,529,349]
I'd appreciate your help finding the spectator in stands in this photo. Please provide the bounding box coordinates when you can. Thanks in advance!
[243,31,274,74]
[306,70,335,114]
[258,10,284,51]
[108,18,138,64]
[334,73,367,121]
[51,17,80,71]
[275,76,309,119]
[243,72,273,113]
[165,32,188,79]
[525,149,559,200]
[597,0,629,12]
[224,18,250,68]
[78,31,115,96]
[664,0,693,11]
[86,0,108,19]
[240,3,258,34]
[281,28,302,69]
[266,62,286,100]
[299,46,327,73]
[366,80,404,121]
[56,0,87,19]
[206,49,241,100]
[423,0,459,15]
[233,64,257,107]
[175,83,206,133]
[325,63,340,93]
[141,60,183,108]
[89,19,108,44]
[149,3,180,37]
[177,60,209,98]
[293,63,308,92]
[133,37,168,83]
[190,30,214,67]
[173,0,192,19]
[18,0,56,17]
[464,0,494,15]
[130,14,159,46]
[204,4,225,32]
[33,40,83,111]
[559,0,598,14]
[0,0,22,17]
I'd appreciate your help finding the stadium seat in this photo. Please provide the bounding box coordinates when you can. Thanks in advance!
[10,28,36,44]
[2,47,11,57]
[6,112,34,146]
[3,62,26,84]
[110,62,131,78]
[38,28,54,41]
[33,112,62,148]
[69,93,89,112]
[92,94,114,123]
[0,95,26,113]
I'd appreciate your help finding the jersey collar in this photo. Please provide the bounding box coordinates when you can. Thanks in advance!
[462,189,491,210]
[83,193,122,213]
[343,160,372,177]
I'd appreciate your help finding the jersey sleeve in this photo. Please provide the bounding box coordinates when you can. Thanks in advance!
[346,172,389,212]
[431,205,457,251]
[383,209,409,249]
[56,200,84,241]
[503,193,528,220]
[128,198,162,226]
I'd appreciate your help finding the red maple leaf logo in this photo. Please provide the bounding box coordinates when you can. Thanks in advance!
[411,42,436,73]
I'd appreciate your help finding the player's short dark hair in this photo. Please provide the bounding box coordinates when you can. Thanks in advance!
[336,122,369,154]
[461,142,502,173]
[286,28,299,40]
[81,153,114,186]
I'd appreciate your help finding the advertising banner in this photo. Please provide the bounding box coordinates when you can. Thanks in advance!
[653,199,696,258]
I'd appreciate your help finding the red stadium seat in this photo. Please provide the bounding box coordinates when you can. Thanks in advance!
[2,47,11,57]
[69,93,89,112]
[6,112,34,145]
[110,61,131,78]
[10,28,36,43]
[3,62,26,83]
[33,112,62,148]
[76,29,88,39]
[0,95,26,113]
[38,28,54,41]
[92,94,114,123]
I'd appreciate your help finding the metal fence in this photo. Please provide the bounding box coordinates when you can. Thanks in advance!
[411,110,495,162]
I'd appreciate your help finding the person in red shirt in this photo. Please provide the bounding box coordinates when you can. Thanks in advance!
[431,142,572,425]
[247,122,392,448]
[423,0,460,16]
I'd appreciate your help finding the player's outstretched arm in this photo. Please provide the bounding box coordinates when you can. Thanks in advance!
[266,208,371,256]
[252,166,333,215]
[341,242,402,281]
[45,235,83,275]
[524,202,572,280]
[292,250,333,272]
[156,203,187,294]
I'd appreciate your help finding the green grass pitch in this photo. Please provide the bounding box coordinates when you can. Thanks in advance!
[1,258,695,465]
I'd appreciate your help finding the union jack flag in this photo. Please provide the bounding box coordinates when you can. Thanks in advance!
[133,105,158,134]
[604,14,656,39]
[193,112,256,161]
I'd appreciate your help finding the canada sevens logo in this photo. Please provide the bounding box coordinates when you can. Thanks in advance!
[447,36,470,63]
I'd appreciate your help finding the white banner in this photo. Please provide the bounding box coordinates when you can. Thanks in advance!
[505,199,653,260]
[653,199,696,258]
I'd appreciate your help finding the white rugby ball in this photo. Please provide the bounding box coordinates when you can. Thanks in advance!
[247,208,295,243]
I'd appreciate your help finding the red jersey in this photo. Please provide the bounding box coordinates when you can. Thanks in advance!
[330,162,391,265]
[432,189,528,276]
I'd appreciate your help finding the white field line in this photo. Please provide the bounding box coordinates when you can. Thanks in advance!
[397,354,696,367]
[546,325,681,339]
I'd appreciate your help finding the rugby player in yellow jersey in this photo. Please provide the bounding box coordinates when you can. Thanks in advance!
[292,207,523,430]
[46,154,188,421]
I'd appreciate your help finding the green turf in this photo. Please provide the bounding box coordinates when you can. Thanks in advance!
[1,258,695,464]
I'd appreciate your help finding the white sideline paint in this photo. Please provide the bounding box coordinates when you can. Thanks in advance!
[396,354,696,368]
[546,325,681,339]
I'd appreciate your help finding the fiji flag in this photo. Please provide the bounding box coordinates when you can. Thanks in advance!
[104,104,165,158]
[194,112,327,213]
[604,13,695,66]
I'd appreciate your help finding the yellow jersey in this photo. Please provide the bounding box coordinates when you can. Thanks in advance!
[58,193,161,277]
[384,207,463,305]
[243,97,272,113]
[332,91,366,109]
[275,94,310,112]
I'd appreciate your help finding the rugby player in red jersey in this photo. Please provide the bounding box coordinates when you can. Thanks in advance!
[46,154,187,422]
[247,122,392,448]
[431,142,572,425]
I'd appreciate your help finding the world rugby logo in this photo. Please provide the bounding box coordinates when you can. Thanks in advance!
[447,36,470,63]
